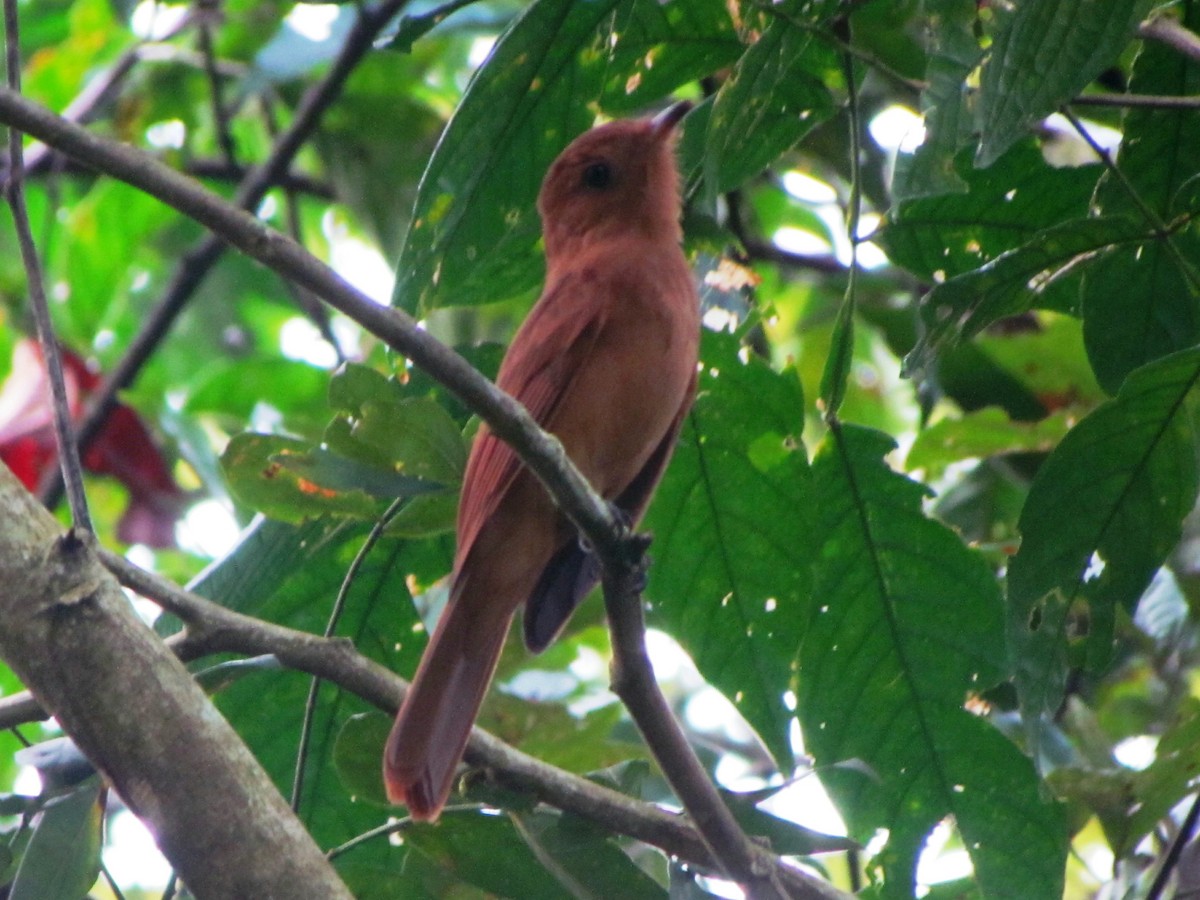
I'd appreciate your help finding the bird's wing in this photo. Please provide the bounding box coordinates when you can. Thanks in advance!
[522,371,696,651]
[455,270,609,569]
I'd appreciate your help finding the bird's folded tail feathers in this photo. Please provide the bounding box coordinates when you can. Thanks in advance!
[383,582,513,821]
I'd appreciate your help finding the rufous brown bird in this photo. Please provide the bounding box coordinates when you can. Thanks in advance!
[383,101,699,820]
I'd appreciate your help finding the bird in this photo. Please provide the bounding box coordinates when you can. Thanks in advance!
[383,100,699,821]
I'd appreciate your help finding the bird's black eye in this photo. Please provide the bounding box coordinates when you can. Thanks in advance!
[581,161,613,190]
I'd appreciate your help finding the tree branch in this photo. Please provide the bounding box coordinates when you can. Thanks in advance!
[0,466,352,898]
[602,548,791,898]
[39,0,411,507]
[1139,12,1200,65]
[0,80,836,899]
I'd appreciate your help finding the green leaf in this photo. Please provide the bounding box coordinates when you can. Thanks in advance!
[509,810,666,898]
[334,712,392,807]
[351,397,467,484]
[1082,235,1200,393]
[801,424,1064,898]
[906,406,1073,477]
[905,216,1147,376]
[404,810,575,900]
[819,296,854,416]
[884,142,1101,282]
[221,433,387,521]
[1081,1,1200,392]
[891,0,980,199]
[1007,347,1200,765]
[392,0,739,314]
[9,780,102,900]
[194,654,284,694]
[976,0,1147,166]
[705,5,837,193]
[645,329,811,771]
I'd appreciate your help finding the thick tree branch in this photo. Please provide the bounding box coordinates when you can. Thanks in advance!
[0,466,352,899]
[3,548,849,898]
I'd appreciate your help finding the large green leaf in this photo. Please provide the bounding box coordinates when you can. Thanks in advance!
[1081,0,1200,392]
[705,3,838,193]
[801,424,1064,898]
[884,142,1101,282]
[1007,348,1200,765]
[392,0,739,314]
[403,810,574,900]
[645,329,810,771]
[905,216,1147,375]
[977,0,1147,166]
[891,0,980,199]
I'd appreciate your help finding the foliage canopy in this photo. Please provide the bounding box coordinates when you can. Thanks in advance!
[2,0,1200,897]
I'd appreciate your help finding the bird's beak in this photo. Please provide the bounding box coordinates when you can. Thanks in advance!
[650,100,692,140]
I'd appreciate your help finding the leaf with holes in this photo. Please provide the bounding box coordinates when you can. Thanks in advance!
[801,424,1065,898]
[1008,347,1200,764]
[977,0,1147,165]
[705,3,838,193]
[644,328,811,771]
[392,0,739,314]
[884,142,1101,282]
[904,216,1147,376]
[1081,1,1200,392]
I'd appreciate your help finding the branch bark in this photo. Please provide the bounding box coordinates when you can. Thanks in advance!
[0,466,352,898]
[0,83,847,900]
[1,549,850,899]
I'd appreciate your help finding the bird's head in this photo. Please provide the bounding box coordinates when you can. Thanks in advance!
[537,101,691,261]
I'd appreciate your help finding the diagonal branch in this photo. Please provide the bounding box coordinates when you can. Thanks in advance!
[0,86,623,554]
[0,87,851,898]
[39,0,411,507]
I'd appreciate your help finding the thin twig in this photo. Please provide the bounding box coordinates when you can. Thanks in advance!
[99,860,128,900]
[39,0,411,508]
[1071,92,1200,110]
[1149,793,1200,900]
[1139,13,1200,65]
[196,3,238,168]
[3,0,92,533]
[291,498,404,811]
[1060,106,1200,293]
[260,93,344,360]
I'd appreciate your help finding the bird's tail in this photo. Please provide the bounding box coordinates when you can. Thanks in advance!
[383,578,512,820]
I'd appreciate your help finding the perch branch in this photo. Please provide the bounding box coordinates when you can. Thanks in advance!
[0,77,839,900]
